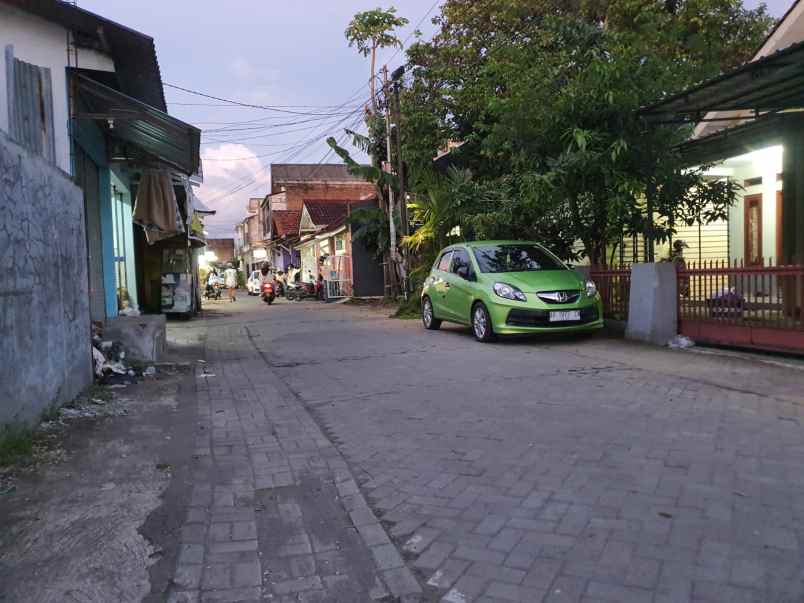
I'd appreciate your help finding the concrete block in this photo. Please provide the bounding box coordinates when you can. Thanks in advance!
[626,263,678,346]
[103,315,166,362]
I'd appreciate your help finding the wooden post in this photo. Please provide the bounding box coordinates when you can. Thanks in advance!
[782,129,804,317]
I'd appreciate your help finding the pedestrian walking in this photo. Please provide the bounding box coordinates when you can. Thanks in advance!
[224,263,238,302]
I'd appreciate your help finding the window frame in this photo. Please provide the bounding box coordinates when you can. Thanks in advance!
[449,248,474,278]
[436,250,454,272]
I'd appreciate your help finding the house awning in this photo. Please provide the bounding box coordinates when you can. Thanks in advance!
[676,113,793,165]
[639,39,804,123]
[71,72,201,175]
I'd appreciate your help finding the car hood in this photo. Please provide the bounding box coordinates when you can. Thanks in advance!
[486,270,583,293]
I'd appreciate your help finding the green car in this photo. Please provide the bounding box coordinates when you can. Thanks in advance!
[421,241,603,342]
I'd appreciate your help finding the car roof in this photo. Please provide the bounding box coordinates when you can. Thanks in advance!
[445,240,543,251]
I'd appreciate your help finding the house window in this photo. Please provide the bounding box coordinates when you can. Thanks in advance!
[4,46,56,164]
[335,234,346,255]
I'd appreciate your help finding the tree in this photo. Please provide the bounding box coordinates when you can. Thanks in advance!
[345,7,409,112]
[397,2,773,264]
[326,132,406,293]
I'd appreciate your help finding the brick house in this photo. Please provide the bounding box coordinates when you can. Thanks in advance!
[262,164,376,271]
[204,238,235,264]
[294,198,384,298]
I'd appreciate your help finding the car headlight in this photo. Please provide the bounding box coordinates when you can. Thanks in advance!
[493,282,527,302]
[585,280,598,297]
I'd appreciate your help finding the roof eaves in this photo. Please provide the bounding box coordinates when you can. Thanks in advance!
[5,0,167,111]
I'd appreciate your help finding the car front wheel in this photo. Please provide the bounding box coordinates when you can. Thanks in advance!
[472,302,495,342]
[421,296,441,330]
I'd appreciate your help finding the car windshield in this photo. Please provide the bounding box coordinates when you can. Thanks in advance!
[472,244,564,273]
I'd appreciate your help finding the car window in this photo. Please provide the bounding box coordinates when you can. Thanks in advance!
[472,244,564,273]
[436,251,453,272]
[450,249,472,276]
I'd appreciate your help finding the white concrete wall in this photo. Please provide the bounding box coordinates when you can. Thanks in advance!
[726,148,783,263]
[0,4,115,174]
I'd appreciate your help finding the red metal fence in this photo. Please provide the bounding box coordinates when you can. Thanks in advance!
[678,259,804,353]
[590,265,632,321]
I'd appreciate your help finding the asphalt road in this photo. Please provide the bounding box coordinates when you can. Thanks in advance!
[169,294,804,602]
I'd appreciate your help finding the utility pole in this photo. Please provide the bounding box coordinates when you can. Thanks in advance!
[382,65,400,297]
[390,66,408,298]
[390,66,407,239]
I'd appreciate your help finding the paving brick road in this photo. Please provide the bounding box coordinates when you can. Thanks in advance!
[166,295,804,603]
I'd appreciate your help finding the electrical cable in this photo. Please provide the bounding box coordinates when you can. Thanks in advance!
[382,0,441,70]
[164,77,374,115]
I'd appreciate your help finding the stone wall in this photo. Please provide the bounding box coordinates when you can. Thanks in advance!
[0,130,92,425]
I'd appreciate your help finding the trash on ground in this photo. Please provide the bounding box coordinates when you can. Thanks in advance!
[90,323,144,385]
[668,335,695,349]
[143,366,157,377]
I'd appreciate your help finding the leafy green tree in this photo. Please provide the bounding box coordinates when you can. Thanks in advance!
[397,1,773,264]
[345,7,409,111]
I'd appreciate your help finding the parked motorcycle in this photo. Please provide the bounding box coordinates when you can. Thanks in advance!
[285,281,316,301]
[261,280,276,305]
[204,282,222,300]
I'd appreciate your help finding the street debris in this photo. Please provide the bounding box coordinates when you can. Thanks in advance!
[668,334,695,349]
[91,322,152,386]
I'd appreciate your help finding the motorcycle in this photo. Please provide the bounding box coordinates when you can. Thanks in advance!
[261,280,276,305]
[285,281,316,301]
[204,281,222,300]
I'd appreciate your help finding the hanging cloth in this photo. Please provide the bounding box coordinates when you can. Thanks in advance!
[133,169,184,244]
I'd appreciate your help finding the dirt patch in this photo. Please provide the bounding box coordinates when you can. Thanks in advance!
[0,366,189,603]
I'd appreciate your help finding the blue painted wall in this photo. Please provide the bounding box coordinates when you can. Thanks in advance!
[72,118,118,319]
[110,166,138,311]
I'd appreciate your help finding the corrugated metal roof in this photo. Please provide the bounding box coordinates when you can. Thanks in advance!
[72,72,200,175]
[639,39,804,122]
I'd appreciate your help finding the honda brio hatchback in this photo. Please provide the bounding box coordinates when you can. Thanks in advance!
[421,241,603,342]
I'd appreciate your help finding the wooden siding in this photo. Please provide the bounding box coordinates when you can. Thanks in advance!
[674,219,730,262]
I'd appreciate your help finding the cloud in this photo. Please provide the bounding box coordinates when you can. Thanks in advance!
[195,144,270,237]
[230,57,255,80]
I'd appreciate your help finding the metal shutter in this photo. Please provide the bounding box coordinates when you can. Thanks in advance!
[4,45,56,164]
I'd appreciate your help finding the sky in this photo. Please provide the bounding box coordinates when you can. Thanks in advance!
[78,0,790,238]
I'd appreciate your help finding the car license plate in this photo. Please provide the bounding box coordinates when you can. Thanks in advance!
[549,310,581,322]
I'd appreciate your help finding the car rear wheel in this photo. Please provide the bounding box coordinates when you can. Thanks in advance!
[421,296,441,330]
[472,302,495,342]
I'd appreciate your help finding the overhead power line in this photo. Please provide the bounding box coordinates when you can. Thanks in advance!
[164,80,374,116]
[383,0,441,69]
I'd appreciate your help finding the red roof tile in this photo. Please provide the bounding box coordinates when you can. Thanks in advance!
[303,200,350,227]
[272,210,301,237]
